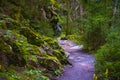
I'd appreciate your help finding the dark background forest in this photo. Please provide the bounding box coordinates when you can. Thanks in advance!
[0,0,120,80]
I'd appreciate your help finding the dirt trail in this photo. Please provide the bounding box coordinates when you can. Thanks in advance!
[56,40,95,80]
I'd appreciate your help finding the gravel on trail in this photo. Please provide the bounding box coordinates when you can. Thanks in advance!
[56,40,95,80]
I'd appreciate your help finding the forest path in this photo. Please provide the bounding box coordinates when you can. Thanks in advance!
[56,40,95,80]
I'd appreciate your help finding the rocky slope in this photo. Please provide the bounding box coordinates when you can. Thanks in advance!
[0,15,68,80]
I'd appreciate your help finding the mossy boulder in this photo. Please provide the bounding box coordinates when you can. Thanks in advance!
[0,20,7,29]
[20,27,61,49]
[0,1,69,79]
[0,14,22,30]
[42,36,61,49]
[53,50,68,64]
[0,29,62,66]
[20,27,68,64]
[20,27,44,46]
[37,55,62,70]
[0,29,68,79]
[0,39,12,54]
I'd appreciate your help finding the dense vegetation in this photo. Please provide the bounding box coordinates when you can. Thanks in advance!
[0,0,69,80]
[78,0,120,80]
[0,0,120,80]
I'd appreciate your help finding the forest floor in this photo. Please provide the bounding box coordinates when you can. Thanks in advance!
[56,40,95,80]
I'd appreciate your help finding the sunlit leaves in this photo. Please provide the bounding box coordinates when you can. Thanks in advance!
[50,0,56,5]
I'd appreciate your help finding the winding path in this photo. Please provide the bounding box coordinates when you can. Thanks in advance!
[56,40,95,80]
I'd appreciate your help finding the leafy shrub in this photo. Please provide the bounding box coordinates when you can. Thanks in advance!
[81,15,107,51]
[95,28,120,80]
[66,34,82,44]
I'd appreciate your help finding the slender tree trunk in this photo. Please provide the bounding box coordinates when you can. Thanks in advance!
[66,1,69,37]
[80,3,84,34]
[111,0,118,28]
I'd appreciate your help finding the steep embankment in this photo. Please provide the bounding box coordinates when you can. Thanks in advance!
[0,1,69,80]
[56,40,95,80]
[0,16,69,80]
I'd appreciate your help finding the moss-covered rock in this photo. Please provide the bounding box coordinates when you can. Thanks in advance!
[42,36,61,49]
[53,50,68,64]
[0,39,12,54]
[20,27,68,65]
[0,14,22,30]
[0,1,69,79]
[20,27,44,46]
[37,55,62,70]
[0,29,68,80]
[0,20,7,29]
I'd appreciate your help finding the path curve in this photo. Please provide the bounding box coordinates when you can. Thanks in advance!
[56,40,95,80]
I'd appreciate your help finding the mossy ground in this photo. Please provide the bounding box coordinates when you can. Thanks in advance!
[0,15,68,80]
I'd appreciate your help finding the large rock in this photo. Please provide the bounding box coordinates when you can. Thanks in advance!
[0,29,68,80]
[0,14,69,79]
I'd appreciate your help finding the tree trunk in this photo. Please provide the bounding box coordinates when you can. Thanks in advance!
[111,0,118,28]
[65,1,69,37]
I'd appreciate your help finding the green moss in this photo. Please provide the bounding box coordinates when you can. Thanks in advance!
[19,27,69,65]
[66,34,82,45]
[0,14,22,30]
[53,50,68,64]
[0,21,68,79]
[20,27,44,46]
[21,69,50,80]
[0,20,7,29]
[4,18,22,30]
[0,70,19,80]
[13,39,41,55]
[0,69,50,80]
[0,30,66,78]
[42,36,61,49]
[0,1,69,79]
[0,30,38,67]
[2,30,41,55]
[38,55,62,70]
[0,39,12,54]
[20,27,61,49]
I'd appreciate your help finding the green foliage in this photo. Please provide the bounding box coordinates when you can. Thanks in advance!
[95,28,120,80]
[79,0,110,51]
[0,0,61,37]
[78,0,120,80]
[53,69,61,76]
[0,20,7,29]
[31,21,54,37]
[81,15,106,50]
[66,34,82,45]
[53,50,68,64]
[0,39,12,54]
[22,69,49,80]
[0,15,22,30]
[0,70,19,80]
[0,0,70,79]
[38,55,62,70]
[0,69,49,80]
[0,24,68,79]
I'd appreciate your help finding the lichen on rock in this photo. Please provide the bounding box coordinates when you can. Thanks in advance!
[0,27,68,80]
